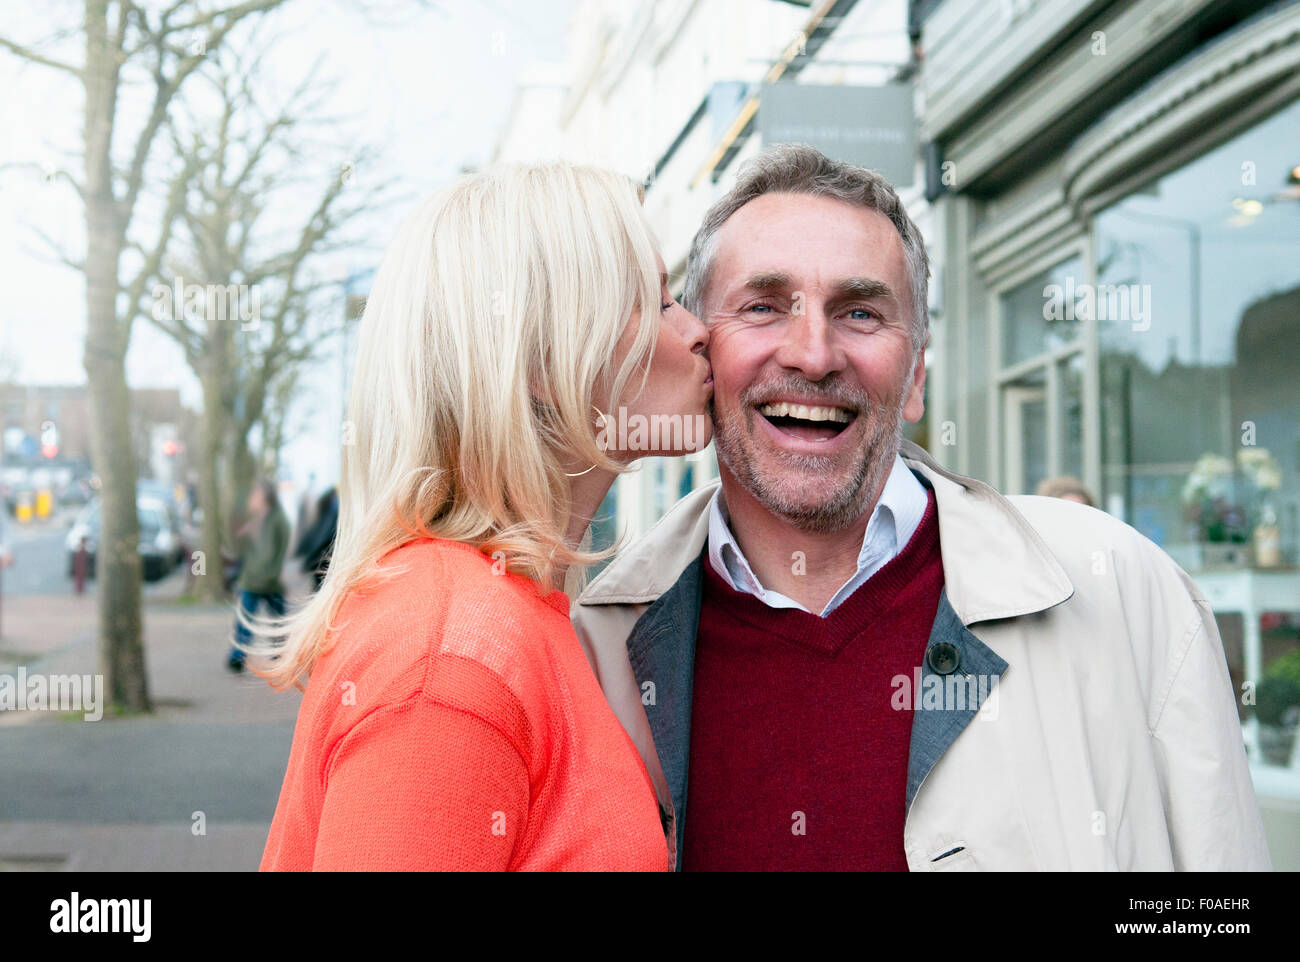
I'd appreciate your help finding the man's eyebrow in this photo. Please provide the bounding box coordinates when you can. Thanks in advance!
[833,276,894,300]
[738,271,793,292]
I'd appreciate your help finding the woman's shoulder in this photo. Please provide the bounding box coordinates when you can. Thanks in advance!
[378,537,568,649]
[311,538,570,732]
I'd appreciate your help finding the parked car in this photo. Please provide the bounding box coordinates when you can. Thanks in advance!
[57,475,95,508]
[65,494,185,582]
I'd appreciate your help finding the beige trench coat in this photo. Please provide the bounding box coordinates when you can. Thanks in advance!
[571,441,1273,871]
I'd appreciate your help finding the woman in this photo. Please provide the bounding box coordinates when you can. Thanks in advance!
[254,161,712,870]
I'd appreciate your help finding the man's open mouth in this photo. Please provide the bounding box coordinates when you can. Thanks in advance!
[756,401,858,442]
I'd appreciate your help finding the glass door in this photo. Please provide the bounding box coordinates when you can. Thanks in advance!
[1003,379,1047,496]
[992,249,1095,497]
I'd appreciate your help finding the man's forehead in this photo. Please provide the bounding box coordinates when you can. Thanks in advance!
[720,191,898,236]
[710,194,904,287]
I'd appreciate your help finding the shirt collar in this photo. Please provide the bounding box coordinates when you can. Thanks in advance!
[706,454,928,605]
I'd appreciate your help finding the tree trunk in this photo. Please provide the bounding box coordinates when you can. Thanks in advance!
[83,0,149,714]
[260,412,284,478]
[195,364,227,602]
[228,429,256,535]
[227,367,266,534]
[85,351,149,712]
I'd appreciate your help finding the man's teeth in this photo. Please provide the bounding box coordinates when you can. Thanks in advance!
[758,402,852,424]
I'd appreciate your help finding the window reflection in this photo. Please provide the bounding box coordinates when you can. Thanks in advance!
[1096,97,1300,768]
[1097,98,1300,574]
[1000,257,1084,366]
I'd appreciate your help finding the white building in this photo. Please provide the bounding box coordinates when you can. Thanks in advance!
[914,0,1300,866]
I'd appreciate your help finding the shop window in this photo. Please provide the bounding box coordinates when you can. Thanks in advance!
[1000,257,1083,367]
[1096,96,1300,767]
[1096,97,1300,573]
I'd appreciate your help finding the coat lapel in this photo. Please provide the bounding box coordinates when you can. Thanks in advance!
[625,551,705,867]
[905,589,1010,813]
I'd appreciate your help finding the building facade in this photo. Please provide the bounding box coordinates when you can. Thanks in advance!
[918,0,1300,863]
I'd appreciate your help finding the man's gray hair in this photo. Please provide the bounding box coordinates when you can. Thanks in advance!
[682,143,930,353]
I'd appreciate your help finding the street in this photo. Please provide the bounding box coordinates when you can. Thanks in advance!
[4,525,68,597]
[0,513,304,871]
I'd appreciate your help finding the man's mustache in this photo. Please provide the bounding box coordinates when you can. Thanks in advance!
[732,374,872,415]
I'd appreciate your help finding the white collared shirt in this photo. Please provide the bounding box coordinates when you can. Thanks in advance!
[706,454,929,618]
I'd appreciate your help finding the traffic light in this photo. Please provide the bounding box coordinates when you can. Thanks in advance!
[40,420,58,459]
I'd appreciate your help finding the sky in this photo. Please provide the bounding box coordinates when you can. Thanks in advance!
[0,0,577,485]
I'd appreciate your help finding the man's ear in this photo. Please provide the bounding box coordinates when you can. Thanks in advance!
[902,335,928,424]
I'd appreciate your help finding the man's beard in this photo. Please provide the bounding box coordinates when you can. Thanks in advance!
[711,373,905,534]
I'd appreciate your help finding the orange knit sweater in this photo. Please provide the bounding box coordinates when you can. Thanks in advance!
[260,538,669,871]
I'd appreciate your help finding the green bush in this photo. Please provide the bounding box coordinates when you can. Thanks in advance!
[1264,650,1300,689]
[1254,676,1300,727]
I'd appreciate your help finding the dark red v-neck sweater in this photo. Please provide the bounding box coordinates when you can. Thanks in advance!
[682,488,942,872]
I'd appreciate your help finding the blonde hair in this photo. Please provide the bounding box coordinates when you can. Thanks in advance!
[248,161,662,690]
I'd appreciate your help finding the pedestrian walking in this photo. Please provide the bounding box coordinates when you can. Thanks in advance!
[295,487,337,592]
[227,480,290,673]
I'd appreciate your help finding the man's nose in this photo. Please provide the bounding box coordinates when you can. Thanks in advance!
[774,306,843,382]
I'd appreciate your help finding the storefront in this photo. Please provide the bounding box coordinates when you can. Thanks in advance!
[920,0,1300,863]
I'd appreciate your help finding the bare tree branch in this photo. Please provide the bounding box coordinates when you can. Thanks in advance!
[0,34,83,76]
[123,151,201,327]
[0,160,86,199]
[117,0,289,235]
[125,0,286,53]
[18,224,85,272]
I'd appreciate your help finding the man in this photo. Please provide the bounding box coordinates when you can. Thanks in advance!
[1036,476,1096,507]
[227,479,290,673]
[571,144,1271,871]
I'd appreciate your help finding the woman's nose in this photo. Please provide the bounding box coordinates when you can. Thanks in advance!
[678,307,708,354]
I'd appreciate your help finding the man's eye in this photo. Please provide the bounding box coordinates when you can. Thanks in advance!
[749,304,775,313]
[847,308,878,321]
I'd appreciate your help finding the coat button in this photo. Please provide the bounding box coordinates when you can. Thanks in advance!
[927,642,960,675]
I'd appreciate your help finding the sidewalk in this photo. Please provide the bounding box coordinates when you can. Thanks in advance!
[0,594,97,671]
[0,570,306,871]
